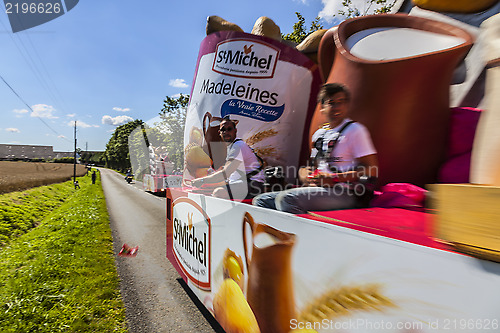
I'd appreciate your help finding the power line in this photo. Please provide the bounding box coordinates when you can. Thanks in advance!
[0,73,71,142]
[0,15,73,143]
[0,15,70,116]
[0,12,86,150]
[22,27,72,115]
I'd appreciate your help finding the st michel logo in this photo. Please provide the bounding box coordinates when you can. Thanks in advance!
[213,38,280,79]
[3,0,79,33]
[172,197,211,290]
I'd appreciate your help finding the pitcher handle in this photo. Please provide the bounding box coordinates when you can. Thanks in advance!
[202,112,212,137]
[202,112,215,168]
[318,27,337,82]
[242,212,256,272]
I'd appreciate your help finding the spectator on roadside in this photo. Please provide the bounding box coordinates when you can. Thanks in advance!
[92,171,97,184]
[74,180,80,189]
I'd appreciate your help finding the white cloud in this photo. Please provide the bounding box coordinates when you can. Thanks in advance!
[113,107,131,112]
[67,113,76,118]
[13,109,29,117]
[30,104,58,119]
[58,135,67,139]
[6,128,20,133]
[67,120,99,128]
[169,79,189,88]
[319,0,389,22]
[319,0,339,22]
[101,115,134,126]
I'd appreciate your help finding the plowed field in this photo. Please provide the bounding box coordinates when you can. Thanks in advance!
[0,161,87,194]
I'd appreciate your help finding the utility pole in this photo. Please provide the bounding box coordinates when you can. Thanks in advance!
[73,121,77,185]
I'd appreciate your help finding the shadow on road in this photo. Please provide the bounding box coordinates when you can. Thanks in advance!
[176,278,226,333]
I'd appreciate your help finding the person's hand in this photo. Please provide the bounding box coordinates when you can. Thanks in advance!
[308,171,340,187]
[191,178,205,188]
[298,166,314,185]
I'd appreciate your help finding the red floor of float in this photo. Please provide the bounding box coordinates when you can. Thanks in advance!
[297,208,449,250]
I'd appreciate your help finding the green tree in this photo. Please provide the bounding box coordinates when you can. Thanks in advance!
[80,151,106,166]
[157,94,189,169]
[89,152,106,166]
[79,151,91,165]
[105,119,144,172]
[282,12,324,44]
[337,0,396,19]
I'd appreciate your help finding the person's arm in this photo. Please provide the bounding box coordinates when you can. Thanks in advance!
[191,158,242,188]
[300,129,322,185]
[315,153,378,187]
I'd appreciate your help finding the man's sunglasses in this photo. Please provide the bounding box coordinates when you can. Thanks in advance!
[322,99,348,107]
[219,126,235,132]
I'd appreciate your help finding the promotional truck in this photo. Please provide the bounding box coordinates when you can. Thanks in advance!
[128,126,183,193]
[142,158,181,193]
[166,3,500,333]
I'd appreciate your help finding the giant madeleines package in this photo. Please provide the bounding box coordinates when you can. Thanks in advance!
[183,31,321,183]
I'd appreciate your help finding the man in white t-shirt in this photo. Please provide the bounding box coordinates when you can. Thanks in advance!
[191,116,265,199]
[253,83,378,213]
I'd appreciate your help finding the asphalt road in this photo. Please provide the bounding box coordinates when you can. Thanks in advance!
[99,168,224,333]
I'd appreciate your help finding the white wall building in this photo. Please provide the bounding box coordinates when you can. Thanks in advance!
[0,144,73,160]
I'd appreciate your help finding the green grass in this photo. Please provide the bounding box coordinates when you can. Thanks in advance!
[0,181,76,246]
[0,173,127,332]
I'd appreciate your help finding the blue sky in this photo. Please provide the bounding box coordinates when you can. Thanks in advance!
[0,0,374,152]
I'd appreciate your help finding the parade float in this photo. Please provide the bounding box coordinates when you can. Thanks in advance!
[166,1,500,332]
[141,146,181,193]
[128,126,183,193]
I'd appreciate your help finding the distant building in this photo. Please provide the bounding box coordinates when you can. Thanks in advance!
[0,144,74,160]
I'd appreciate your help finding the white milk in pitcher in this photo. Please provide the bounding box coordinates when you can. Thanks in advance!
[346,27,466,61]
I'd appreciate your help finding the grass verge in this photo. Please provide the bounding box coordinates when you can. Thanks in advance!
[0,173,127,332]
[0,181,76,246]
